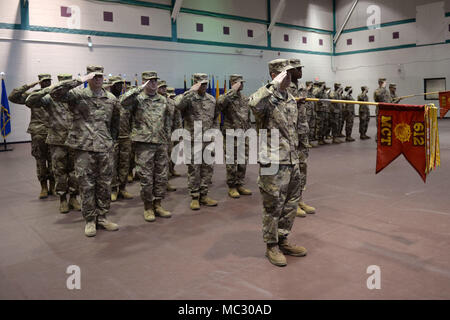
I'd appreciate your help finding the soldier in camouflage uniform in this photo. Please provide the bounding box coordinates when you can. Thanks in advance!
[342,86,356,142]
[8,74,55,199]
[328,83,344,144]
[120,71,172,222]
[374,78,391,142]
[217,74,252,199]
[287,59,316,218]
[248,59,307,267]
[304,81,316,146]
[50,65,120,237]
[314,82,330,145]
[157,80,182,192]
[25,74,81,213]
[166,87,182,178]
[175,73,220,210]
[358,86,371,139]
[108,76,134,202]
[389,83,402,104]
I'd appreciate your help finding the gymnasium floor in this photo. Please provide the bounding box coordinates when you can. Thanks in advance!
[1,119,449,299]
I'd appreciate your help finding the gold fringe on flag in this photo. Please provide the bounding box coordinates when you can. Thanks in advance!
[424,104,440,175]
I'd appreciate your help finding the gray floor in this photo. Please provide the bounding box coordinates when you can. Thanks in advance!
[1,119,449,299]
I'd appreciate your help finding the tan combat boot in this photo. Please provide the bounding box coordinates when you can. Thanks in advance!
[111,188,118,202]
[190,197,200,210]
[170,169,181,177]
[48,179,56,196]
[265,243,287,267]
[39,181,48,199]
[318,139,325,145]
[68,195,81,211]
[200,196,218,206]
[167,183,177,192]
[59,194,69,214]
[296,206,306,217]
[97,217,119,231]
[346,136,355,142]
[144,201,156,222]
[84,220,96,237]
[228,187,240,198]
[127,173,134,183]
[118,188,133,199]
[153,199,172,218]
[338,133,345,138]
[237,186,252,195]
[299,202,315,214]
[332,138,342,144]
[279,238,307,257]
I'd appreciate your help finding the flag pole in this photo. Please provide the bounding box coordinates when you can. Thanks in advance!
[301,97,379,105]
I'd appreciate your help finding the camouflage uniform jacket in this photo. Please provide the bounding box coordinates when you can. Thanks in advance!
[8,84,49,135]
[287,82,309,136]
[120,87,171,145]
[175,91,219,139]
[329,90,342,113]
[50,79,120,152]
[166,96,182,134]
[374,87,392,103]
[25,87,72,145]
[217,89,252,131]
[312,87,327,112]
[248,82,299,165]
[343,93,355,112]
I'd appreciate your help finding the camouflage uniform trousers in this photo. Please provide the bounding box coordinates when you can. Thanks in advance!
[168,141,179,178]
[224,136,248,188]
[258,163,301,244]
[112,138,132,189]
[135,142,168,204]
[128,142,136,178]
[338,109,345,134]
[329,111,341,138]
[50,145,78,196]
[342,109,354,137]
[298,135,309,201]
[359,106,370,136]
[187,141,214,198]
[307,109,316,141]
[31,133,53,183]
[74,150,113,222]
[316,111,329,140]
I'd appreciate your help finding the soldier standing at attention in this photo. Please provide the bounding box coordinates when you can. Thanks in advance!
[120,71,172,222]
[25,74,81,213]
[314,82,329,145]
[108,76,134,202]
[166,87,182,178]
[329,83,344,144]
[342,86,356,142]
[374,78,391,142]
[248,59,307,267]
[287,59,315,218]
[50,65,120,237]
[217,74,252,199]
[175,74,220,210]
[8,74,55,199]
[358,86,371,140]
[304,81,316,147]
[157,80,182,192]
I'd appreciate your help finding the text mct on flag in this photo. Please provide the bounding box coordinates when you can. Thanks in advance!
[1,78,11,138]
[439,91,450,118]
[376,103,440,182]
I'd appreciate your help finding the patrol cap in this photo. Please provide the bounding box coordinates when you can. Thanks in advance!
[325,86,331,90]
[389,83,396,88]
[318,81,325,86]
[378,78,386,82]
[334,82,341,88]
[108,75,124,85]
[193,73,208,84]
[305,81,313,86]
[86,65,104,76]
[268,59,295,74]
[361,86,368,91]
[142,71,159,81]
[167,87,176,96]
[229,74,245,84]
[38,74,52,81]
[157,80,167,88]
[313,81,320,86]
[345,86,352,91]
[288,58,304,68]
[57,74,72,81]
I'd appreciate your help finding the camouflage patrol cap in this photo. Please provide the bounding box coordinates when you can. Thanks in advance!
[268,59,295,74]
[193,73,208,84]
[345,86,352,91]
[167,87,176,97]
[57,74,72,81]
[325,86,331,90]
[86,65,104,76]
[305,81,313,86]
[288,58,304,68]
[389,83,396,88]
[38,74,52,81]
[313,81,320,86]
[157,80,167,88]
[334,82,341,88]
[229,74,245,84]
[318,81,325,86]
[108,75,124,85]
[378,78,386,82]
[142,71,159,81]
[361,86,368,91]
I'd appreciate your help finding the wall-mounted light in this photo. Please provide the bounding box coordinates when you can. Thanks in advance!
[87,36,93,48]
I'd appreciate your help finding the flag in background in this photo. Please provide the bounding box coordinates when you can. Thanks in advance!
[135,74,138,86]
[208,76,211,95]
[1,78,11,138]
[223,77,227,95]
[211,75,215,97]
[439,91,450,118]
[184,75,187,92]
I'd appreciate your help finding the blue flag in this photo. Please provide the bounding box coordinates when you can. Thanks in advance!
[1,78,11,138]
[211,75,215,96]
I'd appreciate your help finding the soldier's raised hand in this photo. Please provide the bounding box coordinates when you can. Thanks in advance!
[231,81,241,91]
[141,80,150,89]
[79,72,97,83]
[189,82,202,92]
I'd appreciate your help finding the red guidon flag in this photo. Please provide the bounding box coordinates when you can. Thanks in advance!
[439,91,450,118]
[377,103,428,182]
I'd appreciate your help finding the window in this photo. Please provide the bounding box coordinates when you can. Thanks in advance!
[347,38,352,45]
[104,11,113,22]
[61,6,71,17]
[393,32,399,39]
[247,29,253,37]
[369,35,375,42]
[196,23,203,32]
[141,16,149,26]
[424,78,446,100]
[223,26,230,35]
[302,36,307,44]
[284,34,289,42]
[319,39,323,46]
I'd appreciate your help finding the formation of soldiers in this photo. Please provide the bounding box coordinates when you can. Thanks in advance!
[8,59,400,267]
